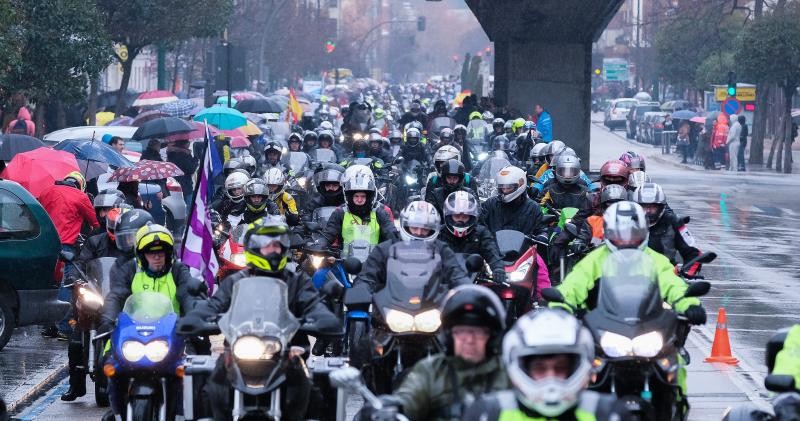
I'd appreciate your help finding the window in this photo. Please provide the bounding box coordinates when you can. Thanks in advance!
[0,189,39,240]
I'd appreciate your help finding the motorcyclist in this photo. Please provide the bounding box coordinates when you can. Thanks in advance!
[177,217,341,421]
[354,200,470,293]
[620,152,649,189]
[453,124,475,171]
[437,127,455,148]
[525,143,548,193]
[263,167,300,226]
[241,178,280,224]
[303,130,318,154]
[368,132,393,163]
[305,164,345,220]
[632,183,701,266]
[533,140,565,181]
[503,121,514,138]
[92,188,126,232]
[263,141,286,172]
[480,166,545,238]
[212,157,248,200]
[584,184,628,246]
[398,100,429,128]
[487,118,505,145]
[388,130,403,158]
[317,129,341,161]
[534,147,594,195]
[211,170,250,223]
[366,285,510,421]
[465,310,631,420]
[438,191,505,282]
[540,155,592,211]
[426,145,478,193]
[425,159,477,217]
[400,127,431,167]
[287,132,304,152]
[241,154,258,178]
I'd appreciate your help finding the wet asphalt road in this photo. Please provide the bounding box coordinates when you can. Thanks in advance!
[4,119,799,419]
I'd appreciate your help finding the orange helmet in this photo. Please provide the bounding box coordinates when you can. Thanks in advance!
[106,207,128,241]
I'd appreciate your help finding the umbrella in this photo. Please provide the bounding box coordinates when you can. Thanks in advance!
[159,99,200,118]
[267,95,289,108]
[132,117,195,140]
[76,159,109,181]
[689,116,706,124]
[167,121,221,141]
[671,110,697,120]
[106,116,134,126]
[193,106,247,130]
[0,148,80,197]
[242,121,263,136]
[0,134,44,161]
[132,90,178,107]
[230,136,251,148]
[109,160,184,182]
[95,112,116,126]
[53,138,134,168]
[235,98,284,113]
[132,110,168,127]
[216,96,238,107]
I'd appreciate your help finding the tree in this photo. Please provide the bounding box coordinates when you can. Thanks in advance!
[96,0,234,115]
[694,52,735,90]
[735,3,800,173]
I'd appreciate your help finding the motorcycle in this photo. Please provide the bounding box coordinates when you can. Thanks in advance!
[105,291,185,421]
[330,367,410,421]
[310,148,337,165]
[543,250,711,421]
[474,152,511,202]
[214,222,247,281]
[488,230,546,326]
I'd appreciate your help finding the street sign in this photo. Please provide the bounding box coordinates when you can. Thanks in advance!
[603,58,629,82]
[714,86,756,102]
[722,98,742,115]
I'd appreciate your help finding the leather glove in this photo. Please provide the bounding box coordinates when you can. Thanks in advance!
[569,240,588,255]
[684,305,707,325]
[492,269,507,284]
[553,230,573,247]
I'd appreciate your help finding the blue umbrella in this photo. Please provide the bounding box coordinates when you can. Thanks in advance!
[53,138,133,169]
[193,105,247,130]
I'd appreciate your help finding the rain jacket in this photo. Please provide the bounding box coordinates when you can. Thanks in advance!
[318,206,397,249]
[391,355,509,421]
[479,195,545,238]
[6,107,35,136]
[38,183,100,245]
[549,245,700,314]
[464,390,624,421]
[648,209,700,265]
[536,110,553,142]
[166,145,198,195]
[438,224,504,272]
[773,324,800,388]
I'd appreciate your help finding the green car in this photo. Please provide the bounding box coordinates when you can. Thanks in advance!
[0,180,64,350]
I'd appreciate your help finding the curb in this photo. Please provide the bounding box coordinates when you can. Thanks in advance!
[8,363,67,415]
[647,154,698,172]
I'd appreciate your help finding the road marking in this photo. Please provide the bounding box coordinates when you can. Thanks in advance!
[15,380,69,421]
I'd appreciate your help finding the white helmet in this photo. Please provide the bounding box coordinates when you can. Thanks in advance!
[495,165,527,203]
[603,201,649,252]
[443,191,478,238]
[224,171,250,203]
[242,155,257,176]
[263,167,286,201]
[503,309,594,418]
[529,143,548,161]
[399,200,441,243]
[341,164,374,185]
[433,145,462,171]
[544,140,566,164]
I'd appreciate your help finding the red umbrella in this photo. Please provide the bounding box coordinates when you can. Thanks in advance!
[108,160,184,182]
[166,121,221,141]
[132,90,178,107]
[690,116,706,124]
[0,148,80,197]
[230,136,251,148]
[132,110,168,127]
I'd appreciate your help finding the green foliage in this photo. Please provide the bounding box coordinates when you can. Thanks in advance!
[694,52,735,90]
[735,4,800,89]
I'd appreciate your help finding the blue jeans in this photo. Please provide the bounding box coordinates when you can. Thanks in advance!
[57,244,77,334]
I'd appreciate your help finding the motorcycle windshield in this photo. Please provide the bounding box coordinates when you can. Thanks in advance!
[596,250,664,324]
[495,230,527,260]
[218,277,300,345]
[312,149,336,163]
[352,157,373,166]
[478,158,511,180]
[286,152,310,173]
[313,206,337,222]
[384,241,443,307]
[231,224,247,246]
[86,257,117,298]
[121,292,175,324]
[428,117,455,135]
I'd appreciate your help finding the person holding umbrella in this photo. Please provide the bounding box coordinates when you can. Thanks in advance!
[166,139,198,208]
[141,138,163,161]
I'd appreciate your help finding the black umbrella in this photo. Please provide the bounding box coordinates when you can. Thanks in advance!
[235,98,284,113]
[132,117,195,140]
[0,134,44,161]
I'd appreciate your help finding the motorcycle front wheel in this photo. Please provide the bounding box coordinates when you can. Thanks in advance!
[130,397,158,421]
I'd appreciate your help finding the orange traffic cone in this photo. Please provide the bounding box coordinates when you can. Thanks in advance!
[705,308,739,365]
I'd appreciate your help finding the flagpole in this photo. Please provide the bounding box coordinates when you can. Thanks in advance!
[179,120,210,256]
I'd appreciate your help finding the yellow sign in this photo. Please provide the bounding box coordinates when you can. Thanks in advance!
[715,87,756,102]
[115,44,129,62]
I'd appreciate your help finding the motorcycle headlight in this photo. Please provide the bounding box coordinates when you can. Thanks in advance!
[297,177,307,188]
[78,286,103,305]
[414,309,441,333]
[233,336,281,360]
[353,133,363,141]
[310,255,325,268]
[339,135,345,143]
[405,175,417,186]
[599,331,633,358]
[144,340,170,362]
[632,331,663,357]
[122,340,146,362]
[509,261,531,283]
[231,252,247,267]
[385,309,415,333]
[477,152,488,161]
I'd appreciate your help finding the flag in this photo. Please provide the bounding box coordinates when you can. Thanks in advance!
[179,122,221,293]
[286,88,304,124]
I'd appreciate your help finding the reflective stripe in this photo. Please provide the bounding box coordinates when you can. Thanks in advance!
[341,211,380,249]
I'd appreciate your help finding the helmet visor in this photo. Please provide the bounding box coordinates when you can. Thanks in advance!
[115,229,138,252]
[556,166,580,179]
[246,233,290,253]
[606,220,648,249]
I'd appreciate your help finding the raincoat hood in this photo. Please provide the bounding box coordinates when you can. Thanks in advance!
[17,107,31,120]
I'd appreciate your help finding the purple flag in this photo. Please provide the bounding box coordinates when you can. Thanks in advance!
[179,123,220,292]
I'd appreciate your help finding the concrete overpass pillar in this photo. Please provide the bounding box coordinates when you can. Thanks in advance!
[495,40,592,170]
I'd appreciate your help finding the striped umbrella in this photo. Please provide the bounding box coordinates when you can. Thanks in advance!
[159,99,200,118]
[132,110,168,127]
[132,90,178,107]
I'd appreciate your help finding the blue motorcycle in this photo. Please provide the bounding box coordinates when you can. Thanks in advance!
[106,291,184,421]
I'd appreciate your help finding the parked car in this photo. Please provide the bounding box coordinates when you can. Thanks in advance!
[0,180,65,350]
[641,112,670,145]
[44,126,143,162]
[627,103,661,139]
[660,100,693,113]
[604,98,638,130]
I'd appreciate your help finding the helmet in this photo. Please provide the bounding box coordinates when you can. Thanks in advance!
[443,191,478,237]
[399,200,440,243]
[438,127,454,145]
[482,111,494,122]
[503,121,513,133]
[303,130,318,146]
[433,145,461,172]
[317,130,334,147]
[94,188,125,209]
[373,108,385,120]
[264,142,283,163]
[599,160,629,187]
[368,132,383,148]
[495,166,527,203]
[244,178,271,212]
[389,130,403,143]
[106,207,128,242]
[314,164,344,201]
[319,121,334,132]
[343,167,376,216]
[492,118,506,130]
[529,143,548,163]
[619,151,646,171]
[63,171,86,192]
[556,147,577,160]
[262,168,286,201]
[241,155,257,176]
[632,183,667,226]
[604,201,649,252]
[503,309,594,417]
[512,118,526,134]
[441,285,506,355]
[543,140,566,164]
[554,155,581,185]
[405,127,421,146]
[352,139,368,157]
[453,124,467,141]
[524,121,536,131]
[440,159,466,193]
[492,134,510,151]
[134,224,174,277]
[243,216,290,275]
[599,184,628,210]
[223,158,247,177]
[469,111,483,121]
[224,171,250,203]
[115,209,154,253]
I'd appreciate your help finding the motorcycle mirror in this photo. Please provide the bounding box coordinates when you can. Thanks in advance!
[465,254,484,273]
[329,366,365,390]
[681,215,691,225]
[60,250,75,262]
[765,374,795,392]
[682,252,717,271]
[683,281,710,298]
[342,257,363,275]
[564,222,579,238]
[541,287,566,304]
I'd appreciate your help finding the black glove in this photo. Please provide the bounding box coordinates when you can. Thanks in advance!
[532,234,550,245]
[553,230,573,247]
[492,269,507,284]
[98,320,115,335]
[684,305,707,325]
[569,240,588,255]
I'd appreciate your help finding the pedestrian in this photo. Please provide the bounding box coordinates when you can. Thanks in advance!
[737,115,748,171]
[141,138,163,161]
[5,106,35,136]
[533,104,553,142]
[108,136,125,154]
[711,120,729,170]
[727,114,742,171]
[676,121,691,163]
[166,139,198,208]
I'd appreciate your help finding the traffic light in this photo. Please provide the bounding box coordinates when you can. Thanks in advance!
[727,71,736,97]
[594,68,602,75]
[417,16,426,31]
[324,40,336,54]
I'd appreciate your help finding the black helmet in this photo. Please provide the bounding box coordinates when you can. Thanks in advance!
[453,124,467,143]
[599,184,628,210]
[440,159,465,193]
[114,209,154,254]
[314,164,345,202]
[405,127,421,146]
[493,134,510,151]
[441,285,507,356]
[352,139,368,157]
